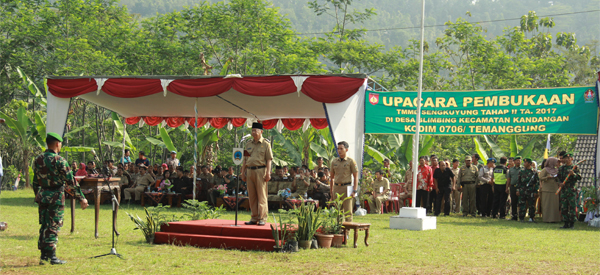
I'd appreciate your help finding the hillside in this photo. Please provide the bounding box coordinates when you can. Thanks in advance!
[119,0,600,48]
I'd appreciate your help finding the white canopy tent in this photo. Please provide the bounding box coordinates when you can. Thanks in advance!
[46,74,368,169]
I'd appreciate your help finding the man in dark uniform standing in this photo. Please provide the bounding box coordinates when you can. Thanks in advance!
[33,133,89,265]
[557,153,581,229]
[516,158,539,222]
[241,123,273,226]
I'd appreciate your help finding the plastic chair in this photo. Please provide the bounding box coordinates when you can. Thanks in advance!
[386,183,402,213]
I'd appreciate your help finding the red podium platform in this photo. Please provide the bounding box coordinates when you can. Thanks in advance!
[154,219,276,251]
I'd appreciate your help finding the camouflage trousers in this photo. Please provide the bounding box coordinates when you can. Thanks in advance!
[560,187,577,223]
[38,203,64,252]
[518,192,536,220]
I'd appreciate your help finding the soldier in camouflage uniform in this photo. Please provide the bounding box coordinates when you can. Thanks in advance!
[516,158,539,222]
[33,133,89,265]
[557,153,581,229]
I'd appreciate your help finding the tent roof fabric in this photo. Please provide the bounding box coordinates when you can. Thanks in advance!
[46,75,367,121]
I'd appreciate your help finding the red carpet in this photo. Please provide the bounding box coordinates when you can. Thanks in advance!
[154,219,276,251]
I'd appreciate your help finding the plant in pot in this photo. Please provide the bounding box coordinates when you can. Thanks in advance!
[326,194,353,248]
[316,208,335,249]
[270,213,286,252]
[295,200,321,249]
[278,209,299,252]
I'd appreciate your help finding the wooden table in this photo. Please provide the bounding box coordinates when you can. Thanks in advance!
[342,222,371,248]
[71,177,121,238]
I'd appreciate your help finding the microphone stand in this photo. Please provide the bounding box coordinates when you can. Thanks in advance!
[233,135,250,227]
[92,170,124,259]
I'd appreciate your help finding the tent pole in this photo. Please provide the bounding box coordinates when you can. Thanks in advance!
[411,0,426,208]
[122,119,126,165]
[193,98,198,201]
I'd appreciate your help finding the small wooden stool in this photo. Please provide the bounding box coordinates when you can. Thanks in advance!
[342,222,371,248]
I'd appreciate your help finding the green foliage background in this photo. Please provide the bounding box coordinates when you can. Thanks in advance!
[0,0,596,186]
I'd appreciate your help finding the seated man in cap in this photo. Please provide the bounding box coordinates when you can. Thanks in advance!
[135,151,150,167]
[477,158,496,217]
[166,151,179,169]
[124,165,154,204]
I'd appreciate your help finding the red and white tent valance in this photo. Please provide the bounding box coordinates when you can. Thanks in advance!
[45,74,367,166]
[122,116,329,131]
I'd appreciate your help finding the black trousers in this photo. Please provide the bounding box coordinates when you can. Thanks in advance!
[427,190,436,213]
[479,184,494,217]
[312,191,330,208]
[491,184,508,218]
[416,190,429,209]
[509,185,519,218]
[435,187,452,216]
[475,185,481,214]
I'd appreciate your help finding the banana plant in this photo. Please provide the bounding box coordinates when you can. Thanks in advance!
[0,107,45,187]
[17,67,46,106]
[111,112,136,150]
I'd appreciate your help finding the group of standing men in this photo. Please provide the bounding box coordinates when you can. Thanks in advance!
[412,151,581,228]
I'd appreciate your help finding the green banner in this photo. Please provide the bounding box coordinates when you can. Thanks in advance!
[365,87,598,135]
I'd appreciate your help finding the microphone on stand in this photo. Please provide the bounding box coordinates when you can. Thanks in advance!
[238,134,251,147]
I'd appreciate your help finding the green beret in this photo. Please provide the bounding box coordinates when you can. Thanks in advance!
[563,153,573,158]
[514,156,522,160]
[46,132,63,143]
[523,158,532,163]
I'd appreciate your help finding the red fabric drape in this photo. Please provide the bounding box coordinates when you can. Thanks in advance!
[125,117,141,125]
[165,117,186,128]
[143,117,164,126]
[168,78,235,97]
[209,118,230,129]
[231,118,247,127]
[301,76,365,103]
[309,119,328,129]
[47,76,366,104]
[102,78,163,98]
[47,78,98,98]
[281,119,305,131]
[261,119,278,130]
[232,76,297,96]
[187,117,208,128]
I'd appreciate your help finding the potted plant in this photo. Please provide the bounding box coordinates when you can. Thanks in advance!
[295,200,321,249]
[270,213,286,252]
[278,209,298,252]
[326,194,353,248]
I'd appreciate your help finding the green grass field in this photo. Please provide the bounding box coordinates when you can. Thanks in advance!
[0,189,598,274]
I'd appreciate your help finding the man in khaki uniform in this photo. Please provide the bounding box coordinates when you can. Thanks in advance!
[368,170,390,214]
[330,141,359,222]
[124,165,154,203]
[457,156,478,217]
[241,123,273,226]
[450,159,461,213]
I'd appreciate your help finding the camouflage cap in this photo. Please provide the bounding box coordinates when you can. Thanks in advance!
[46,132,63,143]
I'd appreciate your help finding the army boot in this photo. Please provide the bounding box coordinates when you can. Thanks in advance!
[559,222,570,229]
[568,222,575,229]
[48,250,66,265]
[39,251,49,265]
